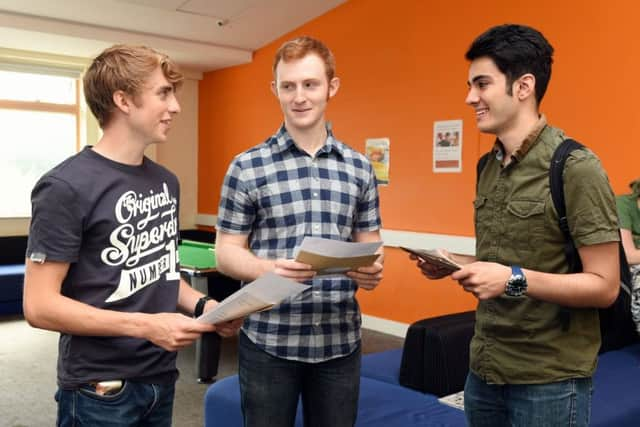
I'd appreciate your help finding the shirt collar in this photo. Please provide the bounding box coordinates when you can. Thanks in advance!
[271,123,344,157]
[491,114,547,163]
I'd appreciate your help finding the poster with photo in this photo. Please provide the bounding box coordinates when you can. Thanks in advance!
[433,120,462,173]
[365,138,390,185]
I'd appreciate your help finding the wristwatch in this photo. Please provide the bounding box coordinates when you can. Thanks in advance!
[194,296,213,318]
[505,265,527,297]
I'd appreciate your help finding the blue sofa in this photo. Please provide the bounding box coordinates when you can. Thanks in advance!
[204,348,466,427]
[204,334,640,426]
[0,236,27,315]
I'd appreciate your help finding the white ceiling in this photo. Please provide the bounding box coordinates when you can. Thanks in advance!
[0,0,347,73]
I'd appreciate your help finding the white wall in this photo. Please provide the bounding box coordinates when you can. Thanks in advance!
[156,77,199,230]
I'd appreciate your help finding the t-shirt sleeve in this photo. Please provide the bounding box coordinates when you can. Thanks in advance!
[354,161,382,232]
[616,195,633,230]
[27,176,83,263]
[563,150,619,248]
[216,159,255,233]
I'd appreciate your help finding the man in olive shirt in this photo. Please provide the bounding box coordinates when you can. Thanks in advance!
[616,181,640,334]
[413,25,620,426]
[617,181,640,264]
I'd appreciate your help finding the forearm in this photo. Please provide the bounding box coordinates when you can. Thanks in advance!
[24,261,217,351]
[524,269,619,308]
[216,243,274,282]
[25,292,156,338]
[625,250,640,265]
[24,260,153,337]
[620,229,640,264]
[622,242,640,265]
[177,278,208,315]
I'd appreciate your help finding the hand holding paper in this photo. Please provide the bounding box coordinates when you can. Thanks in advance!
[273,258,317,282]
[401,246,461,276]
[196,272,310,324]
[294,237,383,275]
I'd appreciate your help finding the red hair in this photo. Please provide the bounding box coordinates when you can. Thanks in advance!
[272,36,336,82]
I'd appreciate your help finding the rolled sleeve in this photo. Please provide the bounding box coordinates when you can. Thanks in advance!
[564,151,619,248]
[355,163,381,231]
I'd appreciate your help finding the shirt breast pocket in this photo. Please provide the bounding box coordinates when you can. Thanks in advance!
[474,196,491,240]
[505,200,546,259]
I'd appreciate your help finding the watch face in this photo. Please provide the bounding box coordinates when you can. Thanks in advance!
[506,273,527,296]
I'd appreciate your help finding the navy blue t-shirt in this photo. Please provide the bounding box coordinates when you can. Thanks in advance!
[27,146,181,389]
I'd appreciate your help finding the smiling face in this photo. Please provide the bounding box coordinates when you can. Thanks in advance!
[127,66,181,145]
[272,53,339,133]
[465,57,520,138]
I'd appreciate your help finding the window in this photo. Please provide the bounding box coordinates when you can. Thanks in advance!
[0,66,81,218]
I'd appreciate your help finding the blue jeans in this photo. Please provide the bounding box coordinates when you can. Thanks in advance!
[238,331,361,427]
[55,381,175,427]
[464,371,592,427]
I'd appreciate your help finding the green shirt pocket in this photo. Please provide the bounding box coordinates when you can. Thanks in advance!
[504,200,546,261]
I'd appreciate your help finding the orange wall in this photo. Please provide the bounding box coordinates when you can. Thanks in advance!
[199,0,640,324]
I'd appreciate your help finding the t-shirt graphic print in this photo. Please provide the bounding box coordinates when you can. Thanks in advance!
[102,182,180,302]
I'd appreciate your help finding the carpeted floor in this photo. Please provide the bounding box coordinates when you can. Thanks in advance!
[0,315,404,427]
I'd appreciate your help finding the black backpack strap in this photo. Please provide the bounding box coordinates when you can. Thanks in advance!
[476,152,491,191]
[550,138,585,274]
[549,138,585,331]
[550,139,632,296]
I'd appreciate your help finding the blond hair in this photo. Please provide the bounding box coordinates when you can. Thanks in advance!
[83,44,183,127]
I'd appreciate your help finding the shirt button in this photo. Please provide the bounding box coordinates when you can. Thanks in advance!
[314,322,320,327]
[313,225,320,231]
[313,192,318,197]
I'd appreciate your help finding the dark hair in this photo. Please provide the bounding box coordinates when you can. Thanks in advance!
[465,24,554,105]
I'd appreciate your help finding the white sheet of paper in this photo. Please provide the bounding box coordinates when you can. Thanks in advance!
[295,236,383,258]
[196,272,310,324]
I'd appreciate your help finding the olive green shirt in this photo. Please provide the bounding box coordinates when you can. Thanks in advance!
[616,194,640,249]
[471,116,619,384]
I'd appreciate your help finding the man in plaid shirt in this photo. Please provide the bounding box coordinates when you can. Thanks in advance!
[215,36,384,427]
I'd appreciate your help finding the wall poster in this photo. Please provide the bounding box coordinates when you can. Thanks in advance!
[433,120,462,173]
[365,137,390,185]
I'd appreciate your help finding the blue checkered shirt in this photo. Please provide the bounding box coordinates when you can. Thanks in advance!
[217,125,381,362]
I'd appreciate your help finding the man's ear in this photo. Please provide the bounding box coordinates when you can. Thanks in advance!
[270,81,278,97]
[112,90,131,114]
[328,77,340,100]
[515,74,535,101]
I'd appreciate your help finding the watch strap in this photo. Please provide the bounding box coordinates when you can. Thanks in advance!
[511,265,523,277]
[506,265,527,297]
[194,296,213,318]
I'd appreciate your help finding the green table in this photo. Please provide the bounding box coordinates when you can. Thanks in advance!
[179,240,216,291]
